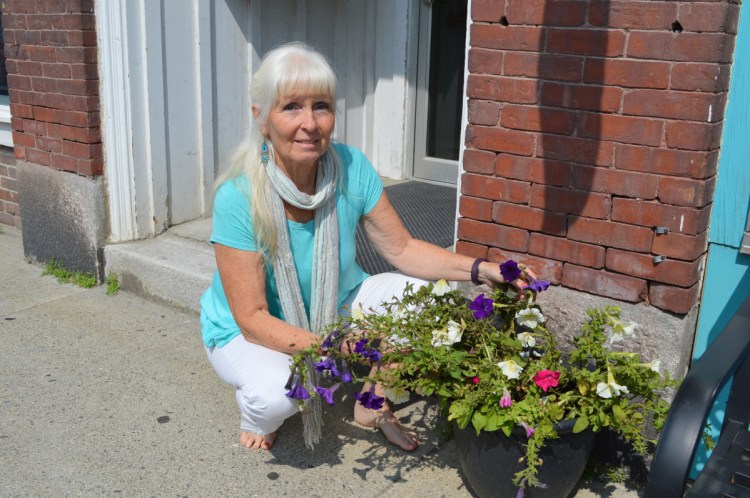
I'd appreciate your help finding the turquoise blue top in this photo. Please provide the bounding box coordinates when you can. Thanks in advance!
[200,143,383,348]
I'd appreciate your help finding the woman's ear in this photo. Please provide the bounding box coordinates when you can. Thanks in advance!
[251,105,267,136]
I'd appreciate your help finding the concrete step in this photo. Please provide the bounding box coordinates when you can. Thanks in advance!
[104,218,214,314]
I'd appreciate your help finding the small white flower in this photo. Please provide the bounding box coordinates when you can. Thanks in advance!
[351,305,365,321]
[431,327,450,347]
[649,359,661,373]
[596,372,630,399]
[605,319,637,344]
[431,320,464,347]
[446,319,465,344]
[595,382,613,399]
[387,334,411,347]
[497,359,524,379]
[432,278,451,297]
[515,308,545,329]
[517,332,536,348]
[384,386,410,404]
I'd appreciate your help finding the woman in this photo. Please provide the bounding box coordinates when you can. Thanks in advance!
[200,42,516,452]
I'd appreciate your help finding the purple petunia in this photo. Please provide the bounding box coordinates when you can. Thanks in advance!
[354,338,369,355]
[320,329,340,351]
[340,359,353,383]
[285,375,311,401]
[526,278,551,293]
[315,383,341,406]
[354,389,385,410]
[353,338,382,362]
[313,357,341,378]
[469,293,494,320]
[500,260,522,282]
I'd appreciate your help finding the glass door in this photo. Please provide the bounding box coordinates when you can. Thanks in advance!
[412,0,468,185]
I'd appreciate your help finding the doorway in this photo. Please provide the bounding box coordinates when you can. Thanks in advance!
[412,0,468,185]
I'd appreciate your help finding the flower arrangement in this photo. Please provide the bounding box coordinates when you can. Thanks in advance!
[288,261,678,490]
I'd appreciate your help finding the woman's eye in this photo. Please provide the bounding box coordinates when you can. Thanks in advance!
[314,102,331,111]
[282,102,301,111]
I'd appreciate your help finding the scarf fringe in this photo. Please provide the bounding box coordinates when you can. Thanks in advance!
[264,151,338,450]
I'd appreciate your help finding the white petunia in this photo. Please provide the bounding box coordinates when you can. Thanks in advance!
[517,331,536,348]
[595,382,613,399]
[649,359,661,373]
[351,305,365,321]
[432,278,451,297]
[387,334,411,347]
[497,359,524,379]
[431,327,450,347]
[515,308,545,329]
[384,386,410,404]
[605,319,637,344]
[431,320,465,347]
[446,319,465,344]
[596,372,630,399]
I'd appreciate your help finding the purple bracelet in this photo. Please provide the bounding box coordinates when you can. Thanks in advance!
[471,258,488,285]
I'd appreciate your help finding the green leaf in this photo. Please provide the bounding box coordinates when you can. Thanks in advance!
[472,412,488,434]
[612,405,626,423]
[573,417,590,433]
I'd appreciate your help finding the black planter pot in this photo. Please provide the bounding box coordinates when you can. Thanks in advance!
[454,419,595,498]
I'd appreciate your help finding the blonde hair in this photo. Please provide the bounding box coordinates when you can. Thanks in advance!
[215,42,341,259]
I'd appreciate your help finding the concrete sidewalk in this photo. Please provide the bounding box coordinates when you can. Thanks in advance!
[0,226,641,497]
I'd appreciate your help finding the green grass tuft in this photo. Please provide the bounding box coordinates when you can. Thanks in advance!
[42,258,96,288]
[106,272,120,295]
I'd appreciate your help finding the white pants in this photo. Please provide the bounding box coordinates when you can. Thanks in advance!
[204,272,429,435]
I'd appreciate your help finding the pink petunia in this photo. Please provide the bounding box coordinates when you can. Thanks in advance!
[520,421,535,438]
[499,386,512,408]
[533,369,560,392]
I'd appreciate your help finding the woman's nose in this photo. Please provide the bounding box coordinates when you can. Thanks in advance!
[300,107,318,130]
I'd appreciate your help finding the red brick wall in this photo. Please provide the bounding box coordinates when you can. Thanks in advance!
[458,0,739,314]
[2,0,101,177]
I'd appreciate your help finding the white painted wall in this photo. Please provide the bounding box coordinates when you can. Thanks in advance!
[100,0,416,241]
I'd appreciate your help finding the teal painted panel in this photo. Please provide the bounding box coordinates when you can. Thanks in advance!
[690,1,750,479]
[693,245,750,359]
[710,1,750,248]
[690,244,750,477]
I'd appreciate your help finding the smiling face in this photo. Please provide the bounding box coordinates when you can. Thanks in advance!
[260,91,335,174]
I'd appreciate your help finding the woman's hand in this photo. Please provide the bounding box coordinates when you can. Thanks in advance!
[477,260,539,290]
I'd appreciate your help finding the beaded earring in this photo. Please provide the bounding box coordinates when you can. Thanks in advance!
[261,141,269,166]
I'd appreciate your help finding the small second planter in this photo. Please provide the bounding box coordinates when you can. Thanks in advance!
[454,419,595,498]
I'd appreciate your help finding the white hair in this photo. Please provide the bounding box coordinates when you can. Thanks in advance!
[215,42,341,259]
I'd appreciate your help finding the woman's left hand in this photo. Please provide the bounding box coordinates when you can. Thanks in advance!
[477,260,537,290]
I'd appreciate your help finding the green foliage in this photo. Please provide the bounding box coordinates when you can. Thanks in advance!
[42,258,96,288]
[582,460,630,484]
[292,278,680,491]
[105,272,120,295]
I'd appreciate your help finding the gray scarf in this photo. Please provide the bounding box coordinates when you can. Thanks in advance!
[264,150,338,448]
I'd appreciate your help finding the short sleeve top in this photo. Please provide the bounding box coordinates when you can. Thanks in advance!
[199,142,383,348]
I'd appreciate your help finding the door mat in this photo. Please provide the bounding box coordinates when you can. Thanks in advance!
[355,181,457,275]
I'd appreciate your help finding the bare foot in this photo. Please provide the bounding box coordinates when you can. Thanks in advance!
[239,430,277,450]
[354,401,420,451]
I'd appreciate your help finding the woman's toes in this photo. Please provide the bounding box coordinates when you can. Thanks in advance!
[377,416,420,451]
[240,431,276,450]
